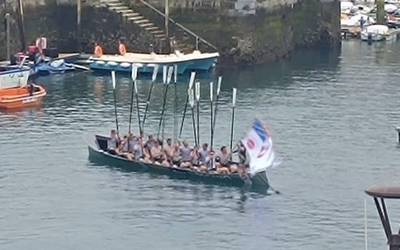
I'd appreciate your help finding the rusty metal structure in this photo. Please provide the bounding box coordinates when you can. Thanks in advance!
[366,185,400,250]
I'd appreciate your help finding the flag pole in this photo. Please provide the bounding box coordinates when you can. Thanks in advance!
[189,88,197,147]
[195,81,200,146]
[229,88,237,156]
[209,81,214,151]
[142,65,158,132]
[128,65,138,134]
[157,66,173,139]
[111,71,119,135]
[178,72,196,138]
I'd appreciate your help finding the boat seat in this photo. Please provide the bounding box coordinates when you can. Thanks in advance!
[96,135,109,151]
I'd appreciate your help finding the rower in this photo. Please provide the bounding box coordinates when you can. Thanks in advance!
[118,39,127,56]
[163,138,174,161]
[150,140,167,165]
[216,146,233,174]
[107,129,120,155]
[218,146,231,166]
[132,137,144,160]
[179,141,193,168]
[198,143,209,166]
[119,135,133,160]
[94,42,103,58]
[172,143,182,167]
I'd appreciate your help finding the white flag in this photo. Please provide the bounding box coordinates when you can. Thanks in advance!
[242,119,276,176]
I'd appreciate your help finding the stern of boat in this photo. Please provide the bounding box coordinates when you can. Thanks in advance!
[251,171,270,191]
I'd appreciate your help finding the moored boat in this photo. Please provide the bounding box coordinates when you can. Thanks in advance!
[88,135,270,191]
[89,50,219,75]
[361,25,393,41]
[0,65,30,89]
[0,84,46,109]
[34,59,75,75]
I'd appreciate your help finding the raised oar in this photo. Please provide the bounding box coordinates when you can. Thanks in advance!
[128,64,138,134]
[189,88,197,147]
[229,88,237,157]
[195,81,201,146]
[111,71,119,134]
[209,81,214,150]
[173,64,178,142]
[178,72,196,138]
[157,66,174,139]
[142,64,159,129]
[132,64,143,135]
[212,76,222,135]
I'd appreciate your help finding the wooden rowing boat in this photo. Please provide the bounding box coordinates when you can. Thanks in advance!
[88,135,270,191]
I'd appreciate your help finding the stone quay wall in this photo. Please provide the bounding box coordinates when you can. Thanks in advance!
[0,0,340,65]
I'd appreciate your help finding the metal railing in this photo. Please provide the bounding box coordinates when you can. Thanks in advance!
[137,0,218,51]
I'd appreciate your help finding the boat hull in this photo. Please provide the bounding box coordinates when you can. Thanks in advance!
[0,84,46,109]
[89,52,218,75]
[88,136,269,191]
[361,32,385,41]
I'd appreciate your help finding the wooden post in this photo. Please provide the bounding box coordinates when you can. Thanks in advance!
[5,13,10,61]
[16,0,26,52]
[376,0,385,25]
[77,0,82,52]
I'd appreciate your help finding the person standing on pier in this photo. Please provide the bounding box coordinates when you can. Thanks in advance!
[94,42,103,58]
[118,39,127,56]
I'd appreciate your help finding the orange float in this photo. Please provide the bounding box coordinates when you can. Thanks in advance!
[0,84,47,109]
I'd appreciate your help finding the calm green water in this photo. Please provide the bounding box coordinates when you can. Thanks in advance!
[2,41,400,249]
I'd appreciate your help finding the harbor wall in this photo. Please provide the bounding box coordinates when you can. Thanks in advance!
[0,0,340,65]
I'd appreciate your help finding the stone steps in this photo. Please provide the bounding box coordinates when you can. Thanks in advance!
[138,22,154,28]
[150,30,164,34]
[128,16,145,21]
[133,19,149,24]
[123,12,140,17]
[101,0,194,53]
[145,26,159,31]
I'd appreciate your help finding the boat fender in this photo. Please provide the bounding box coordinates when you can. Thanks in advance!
[120,62,131,68]
[107,61,118,67]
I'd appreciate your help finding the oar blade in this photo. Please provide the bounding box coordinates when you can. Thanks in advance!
[232,88,237,107]
[195,81,200,101]
[189,72,196,90]
[189,88,195,108]
[167,66,174,84]
[151,64,159,82]
[163,65,167,84]
[174,64,178,83]
[217,76,222,96]
[111,71,116,89]
[131,64,138,81]
[209,81,214,101]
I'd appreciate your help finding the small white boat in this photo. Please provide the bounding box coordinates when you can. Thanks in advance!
[342,14,375,28]
[341,1,353,14]
[385,4,398,14]
[361,25,391,41]
[0,66,30,89]
[90,50,219,74]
